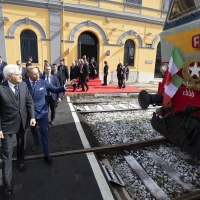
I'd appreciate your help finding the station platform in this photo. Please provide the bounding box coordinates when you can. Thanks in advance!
[0,97,117,200]
[67,78,141,94]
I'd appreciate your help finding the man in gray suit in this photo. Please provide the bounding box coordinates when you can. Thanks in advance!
[0,64,36,196]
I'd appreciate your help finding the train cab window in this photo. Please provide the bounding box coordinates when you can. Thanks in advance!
[169,0,200,21]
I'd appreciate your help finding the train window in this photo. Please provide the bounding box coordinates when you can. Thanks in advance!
[169,0,200,21]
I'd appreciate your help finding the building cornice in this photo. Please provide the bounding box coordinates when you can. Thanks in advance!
[2,0,165,25]
[63,3,164,25]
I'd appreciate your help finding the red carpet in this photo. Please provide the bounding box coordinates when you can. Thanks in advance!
[66,78,141,94]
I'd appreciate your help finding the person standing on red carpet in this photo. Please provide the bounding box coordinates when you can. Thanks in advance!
[79,59,89,91]
[70,61,79,92]
[102,61,109,86]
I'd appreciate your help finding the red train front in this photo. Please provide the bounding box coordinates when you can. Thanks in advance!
[138,0,200,159]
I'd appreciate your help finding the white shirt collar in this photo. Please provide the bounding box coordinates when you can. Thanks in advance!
[29,78,37,83]
[8,80,17,89]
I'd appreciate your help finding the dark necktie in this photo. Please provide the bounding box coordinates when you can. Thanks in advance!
[14,85,19,96]
[47,75,51,96]
[32,81,36,91]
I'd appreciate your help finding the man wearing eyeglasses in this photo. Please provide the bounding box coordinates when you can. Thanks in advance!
[16,60,26,81]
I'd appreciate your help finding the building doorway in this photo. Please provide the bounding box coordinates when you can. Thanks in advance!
[78,31,99,72]
[154,42,162,78]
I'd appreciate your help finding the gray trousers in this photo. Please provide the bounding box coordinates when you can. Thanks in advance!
[1,125,25,188]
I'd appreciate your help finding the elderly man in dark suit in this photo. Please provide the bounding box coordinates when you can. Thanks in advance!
[0,56,8,82]
[25,66,75,163]
[42,65,61,125]
[70,61,79,92]
[0,64,36,196]
[16,60,26,81]
[79,59,89,91]
[58,60,69,98]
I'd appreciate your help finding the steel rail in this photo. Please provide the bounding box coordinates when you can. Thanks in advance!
[72,100,138,104]
[77,107,156,114]
[1,138,169,163]
[172,190,200,200]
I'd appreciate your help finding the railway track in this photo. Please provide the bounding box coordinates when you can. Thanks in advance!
[73,100,158,114]
[73,99,200,200]
[106,143,200,200]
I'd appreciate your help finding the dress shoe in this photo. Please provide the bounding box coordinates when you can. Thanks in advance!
[50,120,54,125]
[72,87,77,92]
[31,143,39,151]
[17,163,26,172]
[86,87,89,91]
[81,89,85,91]
[43,156,54,163]
[4,188,12,197]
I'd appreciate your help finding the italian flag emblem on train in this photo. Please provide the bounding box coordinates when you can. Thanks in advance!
[163,46,183,105]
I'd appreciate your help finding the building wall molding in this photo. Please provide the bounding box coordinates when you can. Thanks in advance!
[69,20,108,44]
[0,3,7,61]
[61,40,74,43]
[64,3,165,25]
[8,18,47,39]
[118,30,143,47]
[49,10,61,65]
[2,0,165,25]
[152,34,160,48]
[104,44,121,47]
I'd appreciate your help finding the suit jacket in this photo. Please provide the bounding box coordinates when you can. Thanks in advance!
[51,70,62,86]
[70,65,79,80]
[104,64,109,75]
[25,79,65,119]
[41,74,61,101]
[26,62,32,68]
[0,81,35,134]
[0,61,8,82]
[57,65,69,82]
[19,66,26,81]
[80,64,89,78]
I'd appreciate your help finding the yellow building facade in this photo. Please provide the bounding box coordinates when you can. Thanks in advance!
[0,0,170,83]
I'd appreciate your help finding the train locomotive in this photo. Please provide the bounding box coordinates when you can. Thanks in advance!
[138,0,200,160]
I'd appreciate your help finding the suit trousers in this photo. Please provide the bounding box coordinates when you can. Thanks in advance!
[80,74,88,90]
[45,96,57,121]
[1,124,25,188]
[103,75,108,85]
[119,76,124,88]
[31,114,49,156]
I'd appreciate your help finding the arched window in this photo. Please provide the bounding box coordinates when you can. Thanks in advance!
[154,42,162,78]
[20,30,38,63]
[78,31,98,45]
[124,39,135,66]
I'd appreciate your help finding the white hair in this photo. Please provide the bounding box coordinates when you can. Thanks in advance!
[3,64,19,78]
